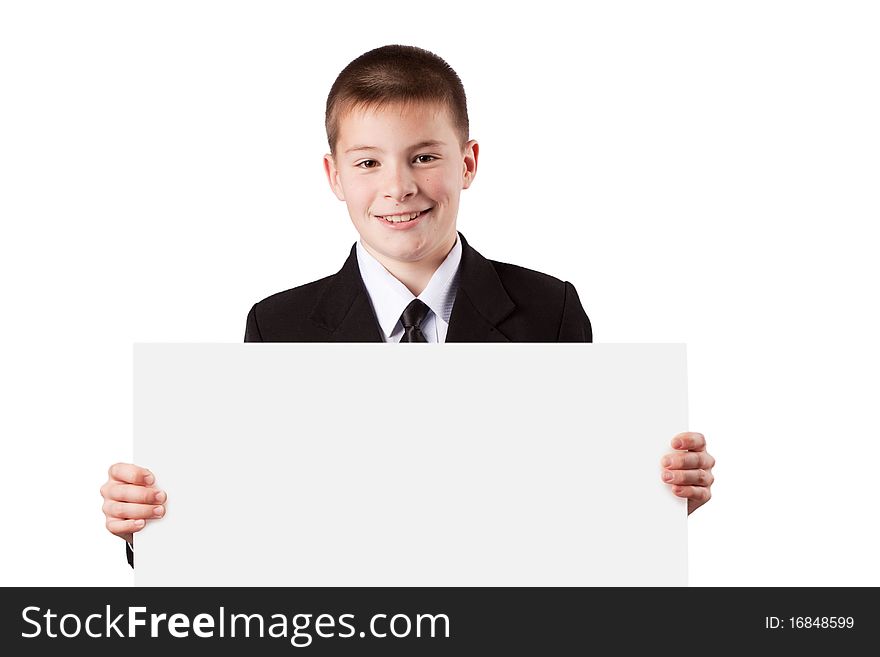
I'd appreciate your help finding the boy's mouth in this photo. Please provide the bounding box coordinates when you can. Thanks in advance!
[374,208,432,224]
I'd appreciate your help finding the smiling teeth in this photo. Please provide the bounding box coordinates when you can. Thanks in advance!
[380,211,422,223]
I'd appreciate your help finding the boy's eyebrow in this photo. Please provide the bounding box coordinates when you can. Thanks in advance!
[344,140,448,155]
[407,140,448,151]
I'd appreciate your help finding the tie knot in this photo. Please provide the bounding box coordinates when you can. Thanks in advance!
[400,298,430,329]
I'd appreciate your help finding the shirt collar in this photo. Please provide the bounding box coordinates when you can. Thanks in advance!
[356,235,462,339]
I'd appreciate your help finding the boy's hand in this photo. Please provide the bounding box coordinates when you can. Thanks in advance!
[660,432,714,515]
[100,463,166,544]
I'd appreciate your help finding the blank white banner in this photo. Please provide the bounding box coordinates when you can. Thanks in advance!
[134,344,688,586]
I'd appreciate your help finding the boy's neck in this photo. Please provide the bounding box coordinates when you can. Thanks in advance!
[363,234,458,296]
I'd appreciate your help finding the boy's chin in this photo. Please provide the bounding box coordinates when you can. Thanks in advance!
[364,234,452,265]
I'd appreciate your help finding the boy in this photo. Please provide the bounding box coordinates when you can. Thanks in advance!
[101,45,715,567]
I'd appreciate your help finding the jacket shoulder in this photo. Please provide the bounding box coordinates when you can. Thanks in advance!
[488,259,592,342]
[253,275,334,313]
[245,274,335,341]
[489,259,568,296]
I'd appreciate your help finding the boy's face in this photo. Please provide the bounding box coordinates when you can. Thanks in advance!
[324,101,478,267]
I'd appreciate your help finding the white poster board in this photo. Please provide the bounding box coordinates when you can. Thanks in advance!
[134,344,688,586]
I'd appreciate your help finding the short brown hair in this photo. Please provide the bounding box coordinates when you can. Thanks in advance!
[325,45,469,156]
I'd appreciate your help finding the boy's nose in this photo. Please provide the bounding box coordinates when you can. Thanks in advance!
[383,166,418,202]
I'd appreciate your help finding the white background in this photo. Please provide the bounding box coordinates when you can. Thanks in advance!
[1,0,877,586]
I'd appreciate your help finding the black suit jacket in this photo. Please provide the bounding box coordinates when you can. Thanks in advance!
[244,233,592,343]
[127,233,591,567]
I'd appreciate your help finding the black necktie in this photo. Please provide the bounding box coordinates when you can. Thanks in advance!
[400,299,430,343]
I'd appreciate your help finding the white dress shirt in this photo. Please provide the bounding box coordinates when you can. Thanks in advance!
[356,236,462,343]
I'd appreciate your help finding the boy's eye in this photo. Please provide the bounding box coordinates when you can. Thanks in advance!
[415,155,436,163]
[357,160,378,169]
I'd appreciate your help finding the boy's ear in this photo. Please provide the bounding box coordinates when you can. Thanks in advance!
[323,154,346,201]
[461,140,479,190]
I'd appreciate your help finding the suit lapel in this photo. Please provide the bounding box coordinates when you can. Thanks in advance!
[308,244,384,342]
[310,235,515,343]
[446,234,515,342]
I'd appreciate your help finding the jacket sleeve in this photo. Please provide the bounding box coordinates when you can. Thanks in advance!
[244,303,264,342]
[557,281,593,343]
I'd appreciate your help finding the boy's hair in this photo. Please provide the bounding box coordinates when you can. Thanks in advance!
[325,45,469,156]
